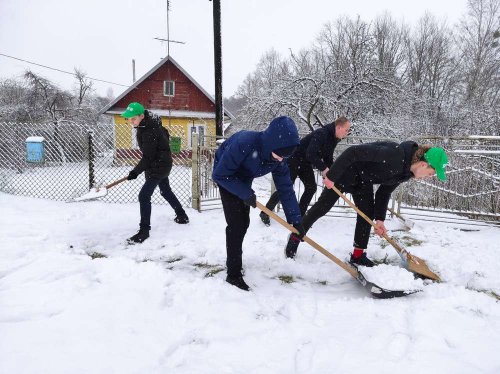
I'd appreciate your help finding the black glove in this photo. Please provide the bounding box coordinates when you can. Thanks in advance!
[127,170,138,180]
[293,222,306,241]
[243,194,257,208]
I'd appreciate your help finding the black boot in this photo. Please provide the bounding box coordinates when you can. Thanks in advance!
[259,211,271,226]
[226,275,250,291]
[284,233,301,259]
[174,211,189,224]
[349,252,375,267]
[127,228,150,244]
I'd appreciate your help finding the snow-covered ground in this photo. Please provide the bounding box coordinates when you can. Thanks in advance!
[1,181,499,373]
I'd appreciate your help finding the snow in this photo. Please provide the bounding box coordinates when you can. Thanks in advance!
[73,187,107,201]
[358,264,425,291]
[1,187,500,373]
[25,136,45,142]
[454,150,500,155]
[467,135,500,140]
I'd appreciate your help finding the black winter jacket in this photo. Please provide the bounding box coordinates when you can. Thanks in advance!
[326,141,418,221]
[292,122,339,171]
[133,110,172,179]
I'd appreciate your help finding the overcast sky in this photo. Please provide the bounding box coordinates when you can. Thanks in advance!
[0,0,468,99]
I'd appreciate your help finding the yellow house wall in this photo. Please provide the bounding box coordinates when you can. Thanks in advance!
[113,115,216,150]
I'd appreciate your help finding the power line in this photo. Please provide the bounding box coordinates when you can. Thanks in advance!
[0,52,130,87]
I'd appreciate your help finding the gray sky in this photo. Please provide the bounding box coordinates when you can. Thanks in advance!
[0,0,468,99]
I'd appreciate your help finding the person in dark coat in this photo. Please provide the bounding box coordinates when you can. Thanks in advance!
[284,141,448,265]
[122,102,189,244]
[213,116,306,291]
[259,116,351,226]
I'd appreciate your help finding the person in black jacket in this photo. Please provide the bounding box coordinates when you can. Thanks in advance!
[283,141,448,265]
[259,116,351,226]
[122,102,189,244]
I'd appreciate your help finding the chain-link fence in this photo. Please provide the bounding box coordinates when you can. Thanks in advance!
[2,122,498,225]
[397,135,499,224]
[290,135,499,225]
[0,121,192,206]
[191,133,499,224]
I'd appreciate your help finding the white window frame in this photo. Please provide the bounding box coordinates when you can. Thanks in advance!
[188,123,206,148]
[163,80,175,97]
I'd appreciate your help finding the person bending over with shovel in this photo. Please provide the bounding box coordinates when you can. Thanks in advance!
[284,141,448,266]
[122,102,189,244]
[259,116,351,226]
[213,116,306,291]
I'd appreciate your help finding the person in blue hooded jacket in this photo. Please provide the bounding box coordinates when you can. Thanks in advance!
[259,116,351,225]
[213,116,306,291]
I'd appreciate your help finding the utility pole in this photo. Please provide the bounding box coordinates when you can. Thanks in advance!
[211,0,223,137]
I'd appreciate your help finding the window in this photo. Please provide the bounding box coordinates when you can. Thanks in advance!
[164,80,175,96]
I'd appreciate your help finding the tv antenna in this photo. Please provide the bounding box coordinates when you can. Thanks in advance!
[154,0,186,56]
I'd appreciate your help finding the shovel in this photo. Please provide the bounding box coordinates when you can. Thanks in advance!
[73,176,128,202]
[329,184,441,281]
[256,202,419,299]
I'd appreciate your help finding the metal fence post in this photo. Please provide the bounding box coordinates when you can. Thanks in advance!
[396,185,404,215]
[88,129,95,189]
[390,186,397,215]
[191,133,201,211]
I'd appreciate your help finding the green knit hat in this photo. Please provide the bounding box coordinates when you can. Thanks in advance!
[121,102,145,118]
[424,147,448,181]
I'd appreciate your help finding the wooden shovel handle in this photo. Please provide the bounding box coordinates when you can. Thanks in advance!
[105,176,129,189]
[329,184,410,258]
[256,201,357,277]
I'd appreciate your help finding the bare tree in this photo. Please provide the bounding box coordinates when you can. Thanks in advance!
[24,70,71,123]
[372,13,407,77]
[74,68,93,107]
[456,0,500,106]
[0,79,35,122]
[232,8,497,139]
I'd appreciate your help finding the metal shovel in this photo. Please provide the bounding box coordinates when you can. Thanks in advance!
[256,201,420,298]
[73,176,128,202]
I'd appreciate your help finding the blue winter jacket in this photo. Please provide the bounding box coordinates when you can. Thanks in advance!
[213,116,302,225]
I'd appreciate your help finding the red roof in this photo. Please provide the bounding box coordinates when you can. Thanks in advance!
[100,55,234,119]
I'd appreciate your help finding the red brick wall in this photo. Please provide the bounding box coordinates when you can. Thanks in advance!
[113,60,215,112]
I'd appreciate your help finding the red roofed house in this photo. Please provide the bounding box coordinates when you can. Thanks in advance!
[100,55,233,164]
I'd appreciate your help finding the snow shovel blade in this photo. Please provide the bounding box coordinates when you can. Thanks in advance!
[401,252,441,281]
[351,264,421,299]
[73,187,108,202]
[72,176,128,203]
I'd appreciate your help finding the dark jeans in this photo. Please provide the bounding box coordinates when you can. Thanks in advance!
[301,185,375,249]
[265,158,317,216]
[138,176,185,230]
[219,186,250,278]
